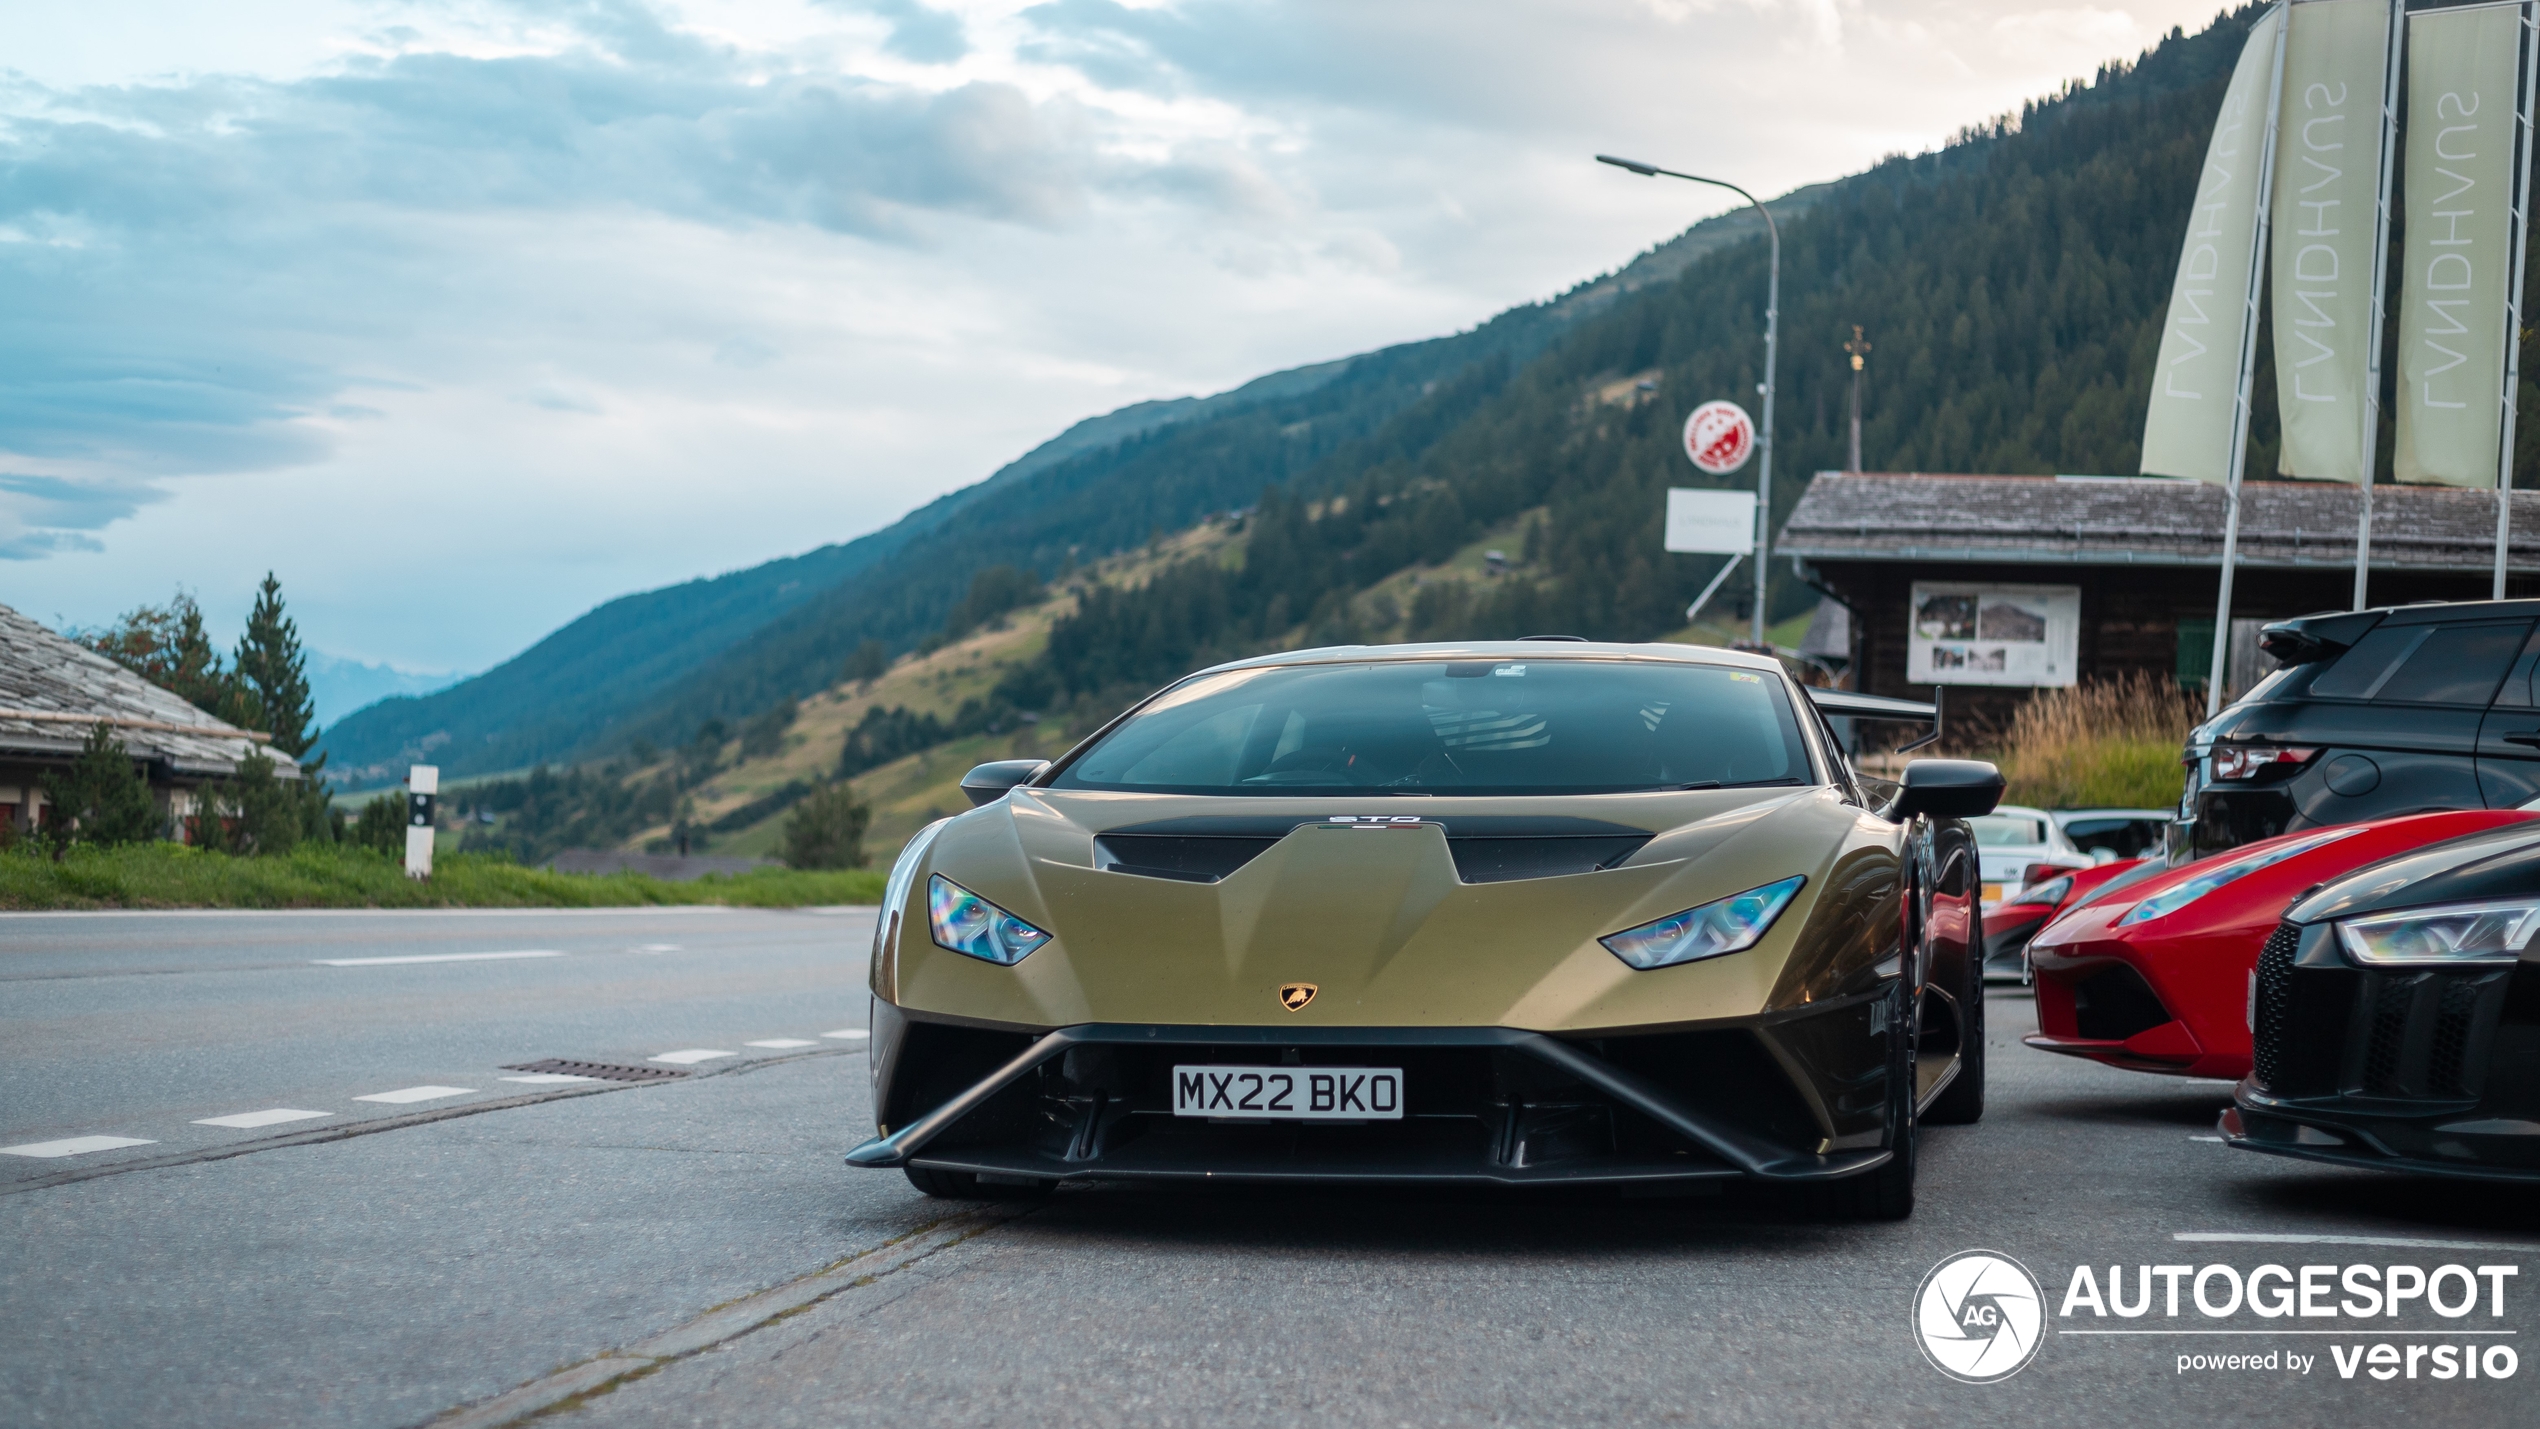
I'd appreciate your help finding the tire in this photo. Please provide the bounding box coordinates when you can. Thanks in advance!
[1817,985,1917,1221]
[903,1164,1053,1200]
[1924,897,1987,1127]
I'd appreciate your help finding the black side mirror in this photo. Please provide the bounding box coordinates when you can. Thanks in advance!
[1888,759,2005,820]
[959,759,1051,807]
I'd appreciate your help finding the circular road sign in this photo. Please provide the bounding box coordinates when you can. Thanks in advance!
[1682,400,1756,475]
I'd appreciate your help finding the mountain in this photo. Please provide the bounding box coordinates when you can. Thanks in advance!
[332,8,2389,792]
[304,652,461,728]
[316,179,1830,785]
[580,10,2272,751]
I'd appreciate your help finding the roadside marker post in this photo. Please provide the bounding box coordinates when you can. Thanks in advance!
[406,764,438,880]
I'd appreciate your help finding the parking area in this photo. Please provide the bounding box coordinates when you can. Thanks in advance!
[3,909,2531,1427]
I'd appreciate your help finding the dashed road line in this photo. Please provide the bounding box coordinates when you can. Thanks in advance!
[313,950,565,967]
[355,1086,476,1105]
[2176,1231,2540,1252]
[821,1028,870,1040]
[0,1043,858,1196]
[648,1049,734,1065]
[499,1073,599,1084]
[193,1108,332,1129]
[744,1039,817,1049]
[425,1207,1028,1429]
[1,1135,156,1159]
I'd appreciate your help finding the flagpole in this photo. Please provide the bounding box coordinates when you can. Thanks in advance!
[2495,0,2540,599]
[2210,5,2291,717]
[2358,0,2405,611]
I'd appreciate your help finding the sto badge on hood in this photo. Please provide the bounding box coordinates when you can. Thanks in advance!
[1280,983,1319,1011]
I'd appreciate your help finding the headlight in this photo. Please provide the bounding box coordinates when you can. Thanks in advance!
[2115,827,2358,927]
[927,874,1051,965]
[2336,898,2540,967]
[1601,876,1805,971]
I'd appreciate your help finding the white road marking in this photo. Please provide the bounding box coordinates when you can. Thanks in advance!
[2188,1135,2224,1142]
[633,944,682,953]
[353,1086,476,1104]
[0,1135,156,1159]
[745,1039,817,1049]
[500,1073,600,1084]
[2176,1231,2540,1252]
[649,1049,735,1065]
[193,1109,332,1129]
[821,1029,871,1040]
[313,950,564,967]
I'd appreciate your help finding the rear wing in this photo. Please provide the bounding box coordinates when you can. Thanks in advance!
[1804,686,1944,756]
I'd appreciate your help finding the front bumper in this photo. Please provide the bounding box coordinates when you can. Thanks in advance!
[2222,1098,2540,1182]
[2225,922,2540,1180]
[846,999,1905,1187]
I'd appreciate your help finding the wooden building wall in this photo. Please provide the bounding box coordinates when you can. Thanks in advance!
[1805,560,2531,740]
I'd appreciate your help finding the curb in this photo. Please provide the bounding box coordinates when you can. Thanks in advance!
[423,1207,1025,1429]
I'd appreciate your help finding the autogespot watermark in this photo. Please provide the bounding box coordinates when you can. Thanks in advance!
[1914,1250,2047,1383]
[1918,1245,2527,1386]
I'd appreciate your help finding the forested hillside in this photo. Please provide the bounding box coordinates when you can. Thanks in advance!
[1009,10,2258,702]
[318,188,1797,785]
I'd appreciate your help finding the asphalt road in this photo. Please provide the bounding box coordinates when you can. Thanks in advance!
[6,909,2536,1428]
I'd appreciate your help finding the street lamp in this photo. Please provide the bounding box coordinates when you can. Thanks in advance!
[1597,154,1778,649]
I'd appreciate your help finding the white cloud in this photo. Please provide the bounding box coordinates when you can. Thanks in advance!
[0,0,2222,669]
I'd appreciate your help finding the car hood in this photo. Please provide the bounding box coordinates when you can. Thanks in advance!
[874,785,1905,1034]
[2289,815,2540,924]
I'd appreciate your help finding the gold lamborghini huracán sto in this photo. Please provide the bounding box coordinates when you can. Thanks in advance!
[846,640,2002,1217]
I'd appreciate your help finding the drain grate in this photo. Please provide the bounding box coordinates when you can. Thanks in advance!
[502,1058,690,1083]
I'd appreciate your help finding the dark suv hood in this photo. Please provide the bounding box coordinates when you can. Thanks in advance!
[2289,820,2540,924]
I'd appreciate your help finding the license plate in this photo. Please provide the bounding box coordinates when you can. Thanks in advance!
[1171,1065,1403,1120]
[1981,882,2006,904]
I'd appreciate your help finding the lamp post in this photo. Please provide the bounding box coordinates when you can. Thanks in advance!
[1598,154,1778,648]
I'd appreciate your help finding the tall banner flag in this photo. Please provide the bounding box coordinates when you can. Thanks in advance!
[2397,1,2525,487]
[2143,5,2288,482]
[2270,0,2395,482]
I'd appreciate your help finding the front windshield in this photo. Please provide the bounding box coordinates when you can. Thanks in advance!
[1049,657,1816,797]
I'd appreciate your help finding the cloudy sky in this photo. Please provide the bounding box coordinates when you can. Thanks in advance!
[1,0,2221,682]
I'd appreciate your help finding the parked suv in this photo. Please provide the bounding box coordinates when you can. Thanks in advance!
[2175,599,2540,862]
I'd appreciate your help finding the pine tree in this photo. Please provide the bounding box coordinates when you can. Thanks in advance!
[38,723,161,850]
[81,591,257,727]
[235,573,317,757]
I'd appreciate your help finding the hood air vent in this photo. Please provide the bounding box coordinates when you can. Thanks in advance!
[1092,816,1653,885]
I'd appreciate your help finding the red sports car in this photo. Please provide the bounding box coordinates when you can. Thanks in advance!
[1981,858,2148,982]
[2025,809,2539,1080]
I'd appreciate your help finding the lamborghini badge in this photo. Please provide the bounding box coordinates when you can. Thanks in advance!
[1279,982,1318,1011]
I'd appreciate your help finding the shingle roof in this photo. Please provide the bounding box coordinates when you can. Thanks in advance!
[0,602,301,780]
[1776,472,2540,571]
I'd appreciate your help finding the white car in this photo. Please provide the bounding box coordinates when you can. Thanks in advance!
[1968,805,2092,908]
[2049,807,2171,863]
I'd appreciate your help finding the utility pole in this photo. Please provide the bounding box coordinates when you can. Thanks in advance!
[1597,154,1779,647]
[1843,326,1871,473]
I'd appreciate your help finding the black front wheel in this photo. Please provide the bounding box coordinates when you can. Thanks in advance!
[1817,985,1916,1220]
[1924,898,1987,1126]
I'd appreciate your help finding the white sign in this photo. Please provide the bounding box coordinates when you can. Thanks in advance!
[1682,400,1756,475]
[1906,584,2080,688]
[1663,488,1758,554]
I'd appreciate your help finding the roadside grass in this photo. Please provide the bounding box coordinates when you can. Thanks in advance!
[0,842,883,911]
[1994,673,2201,810]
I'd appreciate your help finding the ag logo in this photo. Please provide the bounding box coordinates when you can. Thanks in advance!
[1912,1250,2044,1383]
[1279,982,1318,1011]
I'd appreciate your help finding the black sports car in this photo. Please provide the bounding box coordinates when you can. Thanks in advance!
[2225,818,2540,1180]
